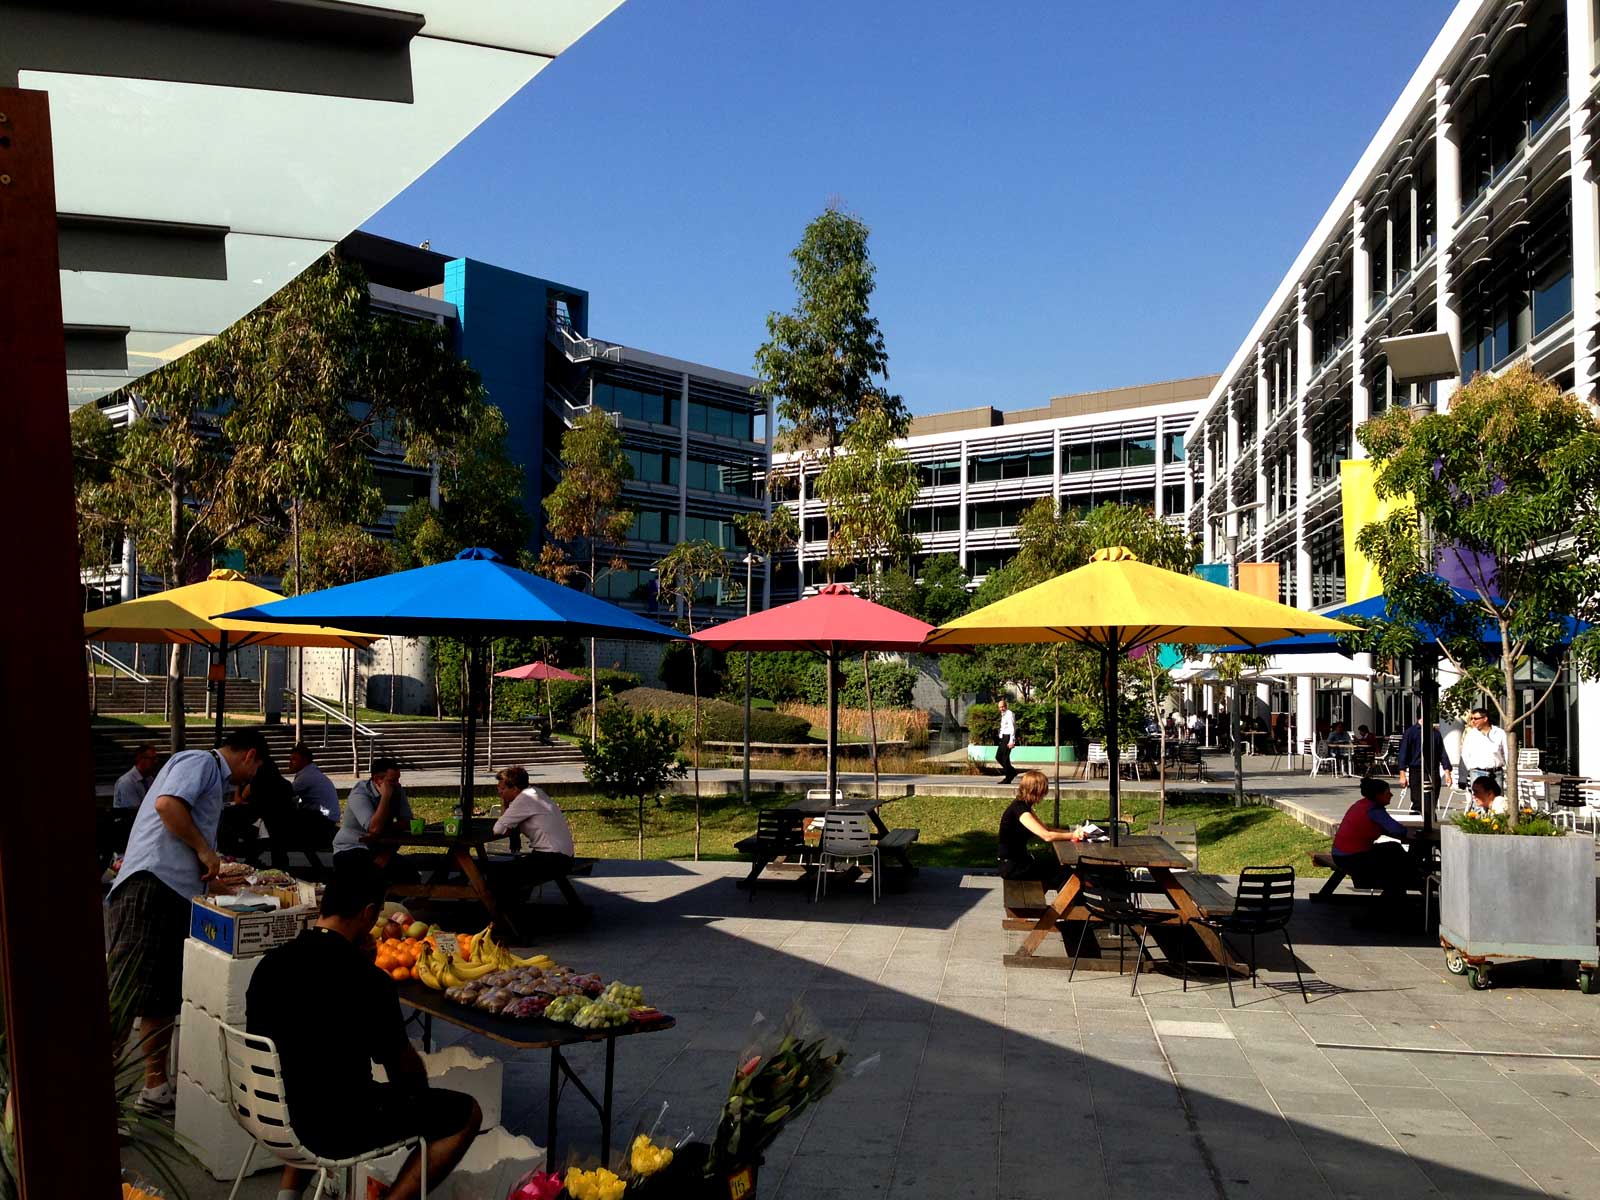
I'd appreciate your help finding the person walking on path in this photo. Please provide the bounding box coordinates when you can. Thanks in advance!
[106,728,268,1111]
[996,698,1018,785]
[1458,707,1508,788]
[1397,716,1449,814]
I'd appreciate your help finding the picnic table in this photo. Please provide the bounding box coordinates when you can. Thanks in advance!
[1008,835,1244,975]
[397,980,675,1163]
[780,793,919,873]
[368,817,522,939]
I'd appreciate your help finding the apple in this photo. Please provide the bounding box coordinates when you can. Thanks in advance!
[405,921,429,940]
[382,920,404,941]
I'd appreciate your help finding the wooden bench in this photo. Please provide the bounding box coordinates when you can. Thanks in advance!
[734,809,808,901]
[483,844,596,910]
[1176,872,1237,917]
[1308,850,1383,902]
[1002,878,1048,930]
[877,826,920,873]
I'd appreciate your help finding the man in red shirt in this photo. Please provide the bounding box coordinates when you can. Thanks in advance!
[1331,777,1416,909]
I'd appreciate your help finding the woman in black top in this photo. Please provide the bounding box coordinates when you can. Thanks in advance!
[997,769,1082,883]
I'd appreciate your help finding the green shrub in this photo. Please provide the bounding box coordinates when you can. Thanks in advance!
[660,641,727,697]
[542,669,641,730]
[799,657,918,709]
[585,687,813,745]
[717,651,817,704]
[966,702,1079,746]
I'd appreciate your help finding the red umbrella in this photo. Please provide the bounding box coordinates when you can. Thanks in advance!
[495,660,582,681]
[692,584,939,802]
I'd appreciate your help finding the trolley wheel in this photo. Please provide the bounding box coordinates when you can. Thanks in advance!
[1467,966,1491,991]
[1580,969,1599,996]
[1444,949,1467,976]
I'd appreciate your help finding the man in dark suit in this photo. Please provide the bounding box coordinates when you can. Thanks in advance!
[1397,716,1450,814]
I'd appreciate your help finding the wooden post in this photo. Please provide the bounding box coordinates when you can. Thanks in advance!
[0,87,122,1197]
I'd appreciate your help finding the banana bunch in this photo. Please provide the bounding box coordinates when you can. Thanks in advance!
[411,925,555,991]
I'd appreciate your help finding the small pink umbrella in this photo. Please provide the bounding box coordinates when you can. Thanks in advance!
[494,660,582,738]
[495,660,582,682]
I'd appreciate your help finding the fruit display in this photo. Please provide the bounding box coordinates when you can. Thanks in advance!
[543,994,588,1023]
[572,998,630,1029]
[366,909,442,982]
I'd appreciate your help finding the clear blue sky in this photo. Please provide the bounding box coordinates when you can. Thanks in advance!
[366,1,1456,416]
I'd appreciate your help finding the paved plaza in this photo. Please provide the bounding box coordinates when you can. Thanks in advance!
[169,859,1600,1200]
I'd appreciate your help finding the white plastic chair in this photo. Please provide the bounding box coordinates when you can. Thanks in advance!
[1086,743,1108,778]
[1304,739,1336,777]
[812,810,880,903]
[220,1023,428,1200]
[1118,747,1143,780]
[1517,747,1541,772]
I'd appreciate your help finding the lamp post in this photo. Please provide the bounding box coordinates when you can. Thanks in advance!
[1216,500,1264,804]
[742,552,759,803]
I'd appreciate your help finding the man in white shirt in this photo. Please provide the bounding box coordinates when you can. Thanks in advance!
[489,766,576,907]
[1458,707,1508,786]
[113,743,160,810]
[288,743,340,823]
[996,699,1019,786]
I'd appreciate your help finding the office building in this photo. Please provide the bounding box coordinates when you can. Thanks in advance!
[1183,0,1595,770]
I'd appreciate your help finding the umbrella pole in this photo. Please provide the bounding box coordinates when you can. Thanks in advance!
[1104,641,1119,847]
[864,652,879,804]
[461,638,481,826]
[827,646,839,805]
[213,633,228,748]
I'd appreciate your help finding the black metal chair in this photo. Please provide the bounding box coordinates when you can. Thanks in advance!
[1192,865,1307,1007]
[1069,857,1189,996]
[1175,743,1204,780]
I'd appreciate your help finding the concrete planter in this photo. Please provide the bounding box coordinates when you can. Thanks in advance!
[1439,825,1598,977]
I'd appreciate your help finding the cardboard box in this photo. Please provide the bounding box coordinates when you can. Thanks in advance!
[174,1071,275,1182]
[176,1001,228,1102]
[181,937,260,1025]
[375,1043,503,1130]
[190,895,313,958]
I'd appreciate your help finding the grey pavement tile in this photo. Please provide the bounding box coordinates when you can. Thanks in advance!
[1322,1046,1432,1087]
[1401,1051,1506,1081]
[1219,1010,1315,1044]
[1160,1036,1256,1077]
[1075,1007,1157,1034]
[1003,997,1077,1031]
[1353,1082,1462,1113]
[1078,1030,1166,1063]
[1271,1089,1371,1117]
[1150,1016,1234,1039]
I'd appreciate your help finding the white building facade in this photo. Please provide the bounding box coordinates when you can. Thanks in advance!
[1184,0,1598,772]
[776,376,1215,599]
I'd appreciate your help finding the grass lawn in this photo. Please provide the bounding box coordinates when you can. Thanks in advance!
[408,789,1330,877]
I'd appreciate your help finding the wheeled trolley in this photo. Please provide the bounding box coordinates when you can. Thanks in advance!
[1440,933,1599,993]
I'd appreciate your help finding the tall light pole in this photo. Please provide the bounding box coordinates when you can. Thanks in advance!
[742,552,759,803]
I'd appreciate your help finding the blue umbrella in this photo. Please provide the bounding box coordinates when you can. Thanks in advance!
[222,548,683,820]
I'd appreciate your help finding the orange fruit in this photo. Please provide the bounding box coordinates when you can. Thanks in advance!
[375,952,396,971]
[391,967,409,982]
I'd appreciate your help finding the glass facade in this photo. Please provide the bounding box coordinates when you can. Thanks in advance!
[688,401,754,441]
[917,459,960,487]
[624,447,677,486]
[966,549,1012,577]
[967,499,1034,530]
[909,505,960,533]
[968,448,1053,481]
[595,380,676,425]
[1065,433,1161,473]
[1459,195,1573,379]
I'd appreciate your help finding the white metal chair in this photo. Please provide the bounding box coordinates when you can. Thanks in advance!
[812,810,880,903]
[1118,747,1143,780]
[1086,742,1109,779]
[1304,739,1336,777]
[220,1023,428,1200]
[1438,780,1468,819]
[1517,747,1541,772]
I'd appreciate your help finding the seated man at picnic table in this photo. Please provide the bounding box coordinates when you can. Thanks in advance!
[288,742,340,824]
[489,765,575,906]
[1326,721,1355,767]
[333,758,419,882]
[1332,777,1418,917]
[114,743,161,811]
[247,855,480,1200]
[997,769,1085,886]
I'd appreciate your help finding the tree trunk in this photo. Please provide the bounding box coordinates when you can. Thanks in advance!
[167,641,186,752]
[487,643,495,773]
[864,652,880,804]
[291,497,304,742]
[638,795,645,861]
[691,625,702,862]
[1503,645,1520,829]
[1230,684,1244,807]
[589,550,599,746]
[167,483,187,751]
[1052,651,1061,826]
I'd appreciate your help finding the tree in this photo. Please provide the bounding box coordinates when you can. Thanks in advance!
[654,540,731,859]
[579,704,687,859]
[755,206,909,576]
[392,403,531,568]
[539,409,635,741]
[813,403,920,586]
[734,506,801,594]
[1355,362,1600,827]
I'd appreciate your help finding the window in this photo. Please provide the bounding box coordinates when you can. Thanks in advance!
[594,381,676,425]
[1162,483,1185,515]
[917,459,960,487]
[1163,432,1185,463]
[684,458,758,497]
[967,449,1053,481]
[803,516,827,542]
[688,402,753,441]
[1124,437,1156,467]
[1458,5,1570,205]
[967,500,1031,530]
[967,549,1011,577]
[909,505,960,533]
[594,569,657,604]
[683,514,746,549]
[625,447,677,486]
[377,469,429,509]
[1093,439,1122,471]
[1065,442,1094,473]
[628,509,678,544]
[1120,486,1154,510]
[1460,194,1572,377]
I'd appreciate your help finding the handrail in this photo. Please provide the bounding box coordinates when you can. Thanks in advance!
[89,643,149,683]
[293,690,379,737]
[547,319,621,364]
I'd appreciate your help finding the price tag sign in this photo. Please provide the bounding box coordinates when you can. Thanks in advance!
[726,1166,755,1199]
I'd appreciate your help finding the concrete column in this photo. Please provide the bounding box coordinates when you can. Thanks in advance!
[1224,388,1241,547]
[1351,200,1372,442]
[1577,678,1600,776]
[1569,0,1600,399]
[1053,426,1063,510]
[1254,347,1268,559]
[1435,74,1463,409]
[1295,285,1313,608]
[957,438,969,571]
[120,535,138,601]
[1352,660,1376,733]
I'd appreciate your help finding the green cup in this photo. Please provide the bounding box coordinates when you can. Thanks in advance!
[409,817,426,834]
[442,817,461,838]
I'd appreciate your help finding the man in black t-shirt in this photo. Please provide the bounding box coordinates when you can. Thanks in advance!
[246,858,480,1200]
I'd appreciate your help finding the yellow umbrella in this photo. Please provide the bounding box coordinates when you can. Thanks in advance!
[84,569,377,743]
[925,547,1356,839]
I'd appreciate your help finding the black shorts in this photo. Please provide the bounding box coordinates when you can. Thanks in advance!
[294,1084,478,1160]
[106,871,192,1019]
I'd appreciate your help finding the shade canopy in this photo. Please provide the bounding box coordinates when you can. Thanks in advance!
[692,583,939,804]
[927,548,1355,842]
[691,583,938,654]
[220,548,683,641]
[496,660,582,682]
[1215,582,1590,656]
[83,569,376,649]
[923,548,1356,653]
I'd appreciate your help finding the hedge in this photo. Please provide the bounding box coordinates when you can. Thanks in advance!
[585,687,813,745]
[966,702,1083,746]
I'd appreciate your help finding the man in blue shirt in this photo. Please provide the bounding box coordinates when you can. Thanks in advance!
[112,743,160,810]
[334,758,422,883]
[1397,716,1450,814]
[106,729,268,1111]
